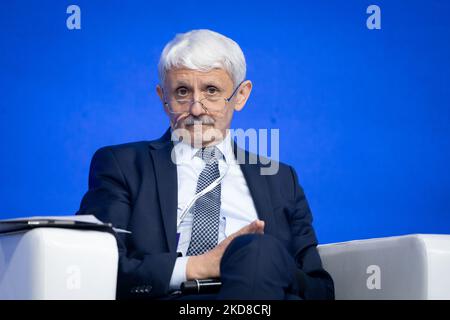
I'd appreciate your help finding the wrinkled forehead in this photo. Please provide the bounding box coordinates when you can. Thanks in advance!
[164,68,234,89]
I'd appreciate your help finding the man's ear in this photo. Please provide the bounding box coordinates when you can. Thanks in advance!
[156,84,171,117]
[156,84,164,104]
[234,80,252,111]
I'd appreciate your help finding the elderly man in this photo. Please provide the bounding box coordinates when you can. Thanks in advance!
[77,29,334,300]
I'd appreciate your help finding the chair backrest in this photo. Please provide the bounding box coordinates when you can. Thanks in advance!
[318,234,450,300]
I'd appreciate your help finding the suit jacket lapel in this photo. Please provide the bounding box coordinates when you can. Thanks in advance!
[232,141,276,236]
[148,128,178,252]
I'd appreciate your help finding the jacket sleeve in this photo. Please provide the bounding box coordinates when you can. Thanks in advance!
[77,147,177,299]
[288,166,335,300]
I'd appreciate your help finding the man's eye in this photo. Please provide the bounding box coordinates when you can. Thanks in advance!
[206,87,218,95]
[176,88,189,96]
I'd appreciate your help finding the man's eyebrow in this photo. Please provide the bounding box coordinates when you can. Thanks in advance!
[173,80,191,88]
[200,80,225,88]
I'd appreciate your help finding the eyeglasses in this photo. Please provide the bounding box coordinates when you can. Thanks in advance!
[163,81,244,115]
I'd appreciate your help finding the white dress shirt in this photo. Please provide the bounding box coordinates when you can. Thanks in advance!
[169,132,259,290]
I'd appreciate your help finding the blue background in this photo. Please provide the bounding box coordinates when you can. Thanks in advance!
[1,0,449,244]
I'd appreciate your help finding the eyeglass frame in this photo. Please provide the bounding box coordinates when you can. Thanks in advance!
[162,80,245,115]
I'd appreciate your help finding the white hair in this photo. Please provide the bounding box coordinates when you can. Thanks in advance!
[158,29,246,87]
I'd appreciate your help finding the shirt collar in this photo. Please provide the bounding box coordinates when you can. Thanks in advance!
[173,130,234,165]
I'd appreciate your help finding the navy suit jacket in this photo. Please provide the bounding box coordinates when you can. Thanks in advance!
[77,129,334,299]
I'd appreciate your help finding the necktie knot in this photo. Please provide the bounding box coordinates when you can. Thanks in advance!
[196,146,222,164]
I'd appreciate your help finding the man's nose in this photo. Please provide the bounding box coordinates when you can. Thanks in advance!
[189,100,206,116]
[189,90,206,116]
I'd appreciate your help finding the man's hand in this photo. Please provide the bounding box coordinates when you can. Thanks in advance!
[186,219,265,280]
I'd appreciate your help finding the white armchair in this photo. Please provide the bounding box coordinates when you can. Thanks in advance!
[1,229,449,300]
[318,234,450,300]
[0,228,118,300]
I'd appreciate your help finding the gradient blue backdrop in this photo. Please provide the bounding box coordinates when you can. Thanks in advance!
[1,0,449,244]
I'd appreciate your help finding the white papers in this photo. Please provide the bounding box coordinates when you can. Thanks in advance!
[1,215,131,234]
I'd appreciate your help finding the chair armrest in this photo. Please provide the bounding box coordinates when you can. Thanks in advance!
[318,234,450,299]
[0,228,118,299]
